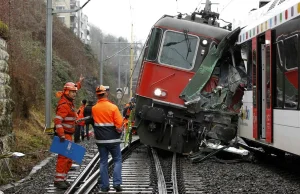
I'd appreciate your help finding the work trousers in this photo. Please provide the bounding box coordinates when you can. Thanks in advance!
[54,133,73,182]
[97,143,122,189]
[85,123,94,139]
[74,125,85,142]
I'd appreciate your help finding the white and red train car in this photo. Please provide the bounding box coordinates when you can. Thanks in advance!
[238,0,300,156]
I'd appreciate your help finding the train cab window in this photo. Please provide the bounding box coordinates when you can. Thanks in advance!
[159,30,199,70]
[146,28,163,61]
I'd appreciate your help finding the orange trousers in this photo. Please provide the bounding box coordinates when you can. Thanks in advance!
[54,133,73,182]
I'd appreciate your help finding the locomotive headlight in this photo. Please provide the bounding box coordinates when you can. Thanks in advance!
[154,88,162,96]
[202,39,208,46]
[161,91,167,97]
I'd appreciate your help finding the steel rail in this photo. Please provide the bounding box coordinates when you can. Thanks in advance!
[74,139,141,194]
[172,152,179,194]
[151,148,167,194]
[65,152,100,194]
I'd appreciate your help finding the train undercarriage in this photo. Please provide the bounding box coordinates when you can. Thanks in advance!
[135,96,239,154]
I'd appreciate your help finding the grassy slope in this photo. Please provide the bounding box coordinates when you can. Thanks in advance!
[0,0,106,185]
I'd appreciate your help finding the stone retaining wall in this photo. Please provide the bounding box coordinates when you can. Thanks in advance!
[0,37,14,159]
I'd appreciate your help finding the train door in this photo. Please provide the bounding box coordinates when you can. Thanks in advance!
[252,30,273,143]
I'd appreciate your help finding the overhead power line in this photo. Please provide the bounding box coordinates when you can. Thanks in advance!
[219,0,235,14]
[195,0,204,12]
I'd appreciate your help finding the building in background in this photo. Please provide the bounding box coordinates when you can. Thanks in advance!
[80,13,90,44]
[53,0,90,44]
[53,0,71,28]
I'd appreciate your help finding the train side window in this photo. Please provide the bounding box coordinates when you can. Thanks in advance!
[146,28,163,61]
[241,42,252,90]
[276,40,284,67]
[275,41,284,108]
[159,30,199,70]
[284,35,298,70]
[253,50,257,107]
[266,45,271,108]
[283,35,298,109]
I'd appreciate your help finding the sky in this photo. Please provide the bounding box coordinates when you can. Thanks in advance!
[80,0,260,43]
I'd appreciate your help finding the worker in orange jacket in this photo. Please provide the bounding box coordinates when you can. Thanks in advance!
[74,99,87,142]
[123,97,136,135]
[92,85,124,192]
[53,75,84,190]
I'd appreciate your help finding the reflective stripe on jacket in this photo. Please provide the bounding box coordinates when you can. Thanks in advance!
[92,98,123,144]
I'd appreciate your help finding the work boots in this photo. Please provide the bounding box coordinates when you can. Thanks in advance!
[54,181,69,190]
[113,185,122,192]
[64,180,71,187]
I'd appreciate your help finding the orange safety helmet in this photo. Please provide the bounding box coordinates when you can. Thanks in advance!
[96,85,109,94]
[63,82,78,95]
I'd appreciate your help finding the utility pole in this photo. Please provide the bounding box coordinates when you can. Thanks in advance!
[45,0,53,132]
[99,42,141,87]
[100,38,104,85]
[118,39,121,88]
[130,23,134,99]
[45,0,91,130]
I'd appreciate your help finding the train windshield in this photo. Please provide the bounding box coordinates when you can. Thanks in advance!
[159,30,199,70]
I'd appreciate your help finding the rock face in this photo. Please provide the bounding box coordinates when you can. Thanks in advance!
[0,37,14,158]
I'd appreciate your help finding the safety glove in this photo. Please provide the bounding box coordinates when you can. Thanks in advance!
[60,135,66,143]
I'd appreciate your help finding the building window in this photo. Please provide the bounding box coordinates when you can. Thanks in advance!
[56,6,65,10]
[58,16,65,24]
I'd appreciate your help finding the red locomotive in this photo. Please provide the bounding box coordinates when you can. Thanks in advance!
[134,5,233,153]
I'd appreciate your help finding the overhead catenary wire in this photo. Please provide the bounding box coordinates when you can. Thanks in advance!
[195,0,204,12]
[219,0,235,14]
[117,42,144,107]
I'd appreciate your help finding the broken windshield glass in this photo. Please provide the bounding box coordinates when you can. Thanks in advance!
[159,30,199,70]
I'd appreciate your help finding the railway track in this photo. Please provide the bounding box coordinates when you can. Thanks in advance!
[41,138,300,194]
[43,138,196,194]
[64,139,184,194]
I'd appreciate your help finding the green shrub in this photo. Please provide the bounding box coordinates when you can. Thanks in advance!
[0,20,9,40]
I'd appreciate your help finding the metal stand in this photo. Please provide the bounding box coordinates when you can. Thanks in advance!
[191,145,229,163]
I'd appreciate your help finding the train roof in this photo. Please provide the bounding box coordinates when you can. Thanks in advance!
[238,0,300,44]
[154,16,230,42]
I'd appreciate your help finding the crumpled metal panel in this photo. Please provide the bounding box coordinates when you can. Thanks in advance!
[177,27,248,144]
[179,27,241,103]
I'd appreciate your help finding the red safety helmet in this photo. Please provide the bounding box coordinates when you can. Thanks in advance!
[96,85,109,94]
[63,82,78,95]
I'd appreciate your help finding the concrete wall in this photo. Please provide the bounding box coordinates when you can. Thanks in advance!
[0,37,14,154]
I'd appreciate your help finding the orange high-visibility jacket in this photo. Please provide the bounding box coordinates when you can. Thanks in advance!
[92,98,123,144]
[123,103,132,118]
[77,104,85,126]
[54,82,81,137]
